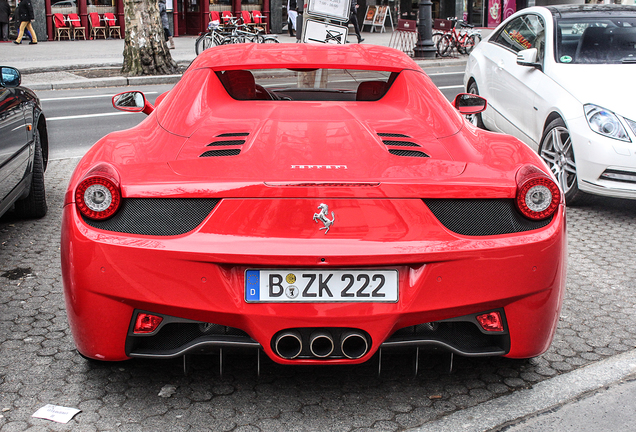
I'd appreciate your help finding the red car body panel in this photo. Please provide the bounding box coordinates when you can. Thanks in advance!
[61,44,566,364]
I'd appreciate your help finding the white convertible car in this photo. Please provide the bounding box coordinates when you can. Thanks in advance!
[464,5,636,203]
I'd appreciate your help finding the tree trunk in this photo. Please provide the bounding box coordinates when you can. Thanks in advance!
[121,0,178,76]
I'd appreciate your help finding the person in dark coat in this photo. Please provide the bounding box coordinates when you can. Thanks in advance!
[0,0,11,41]
[348,0,363,43]
[13,0,37,44]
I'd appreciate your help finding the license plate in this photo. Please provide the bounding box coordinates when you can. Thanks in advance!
[245,269,398,303]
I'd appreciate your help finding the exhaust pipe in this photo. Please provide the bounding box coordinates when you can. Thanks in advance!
[274,331,303,359]
[309,331,334,358]
[341,332,369,359]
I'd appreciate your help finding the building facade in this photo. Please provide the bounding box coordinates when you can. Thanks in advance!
[12,0,636,42]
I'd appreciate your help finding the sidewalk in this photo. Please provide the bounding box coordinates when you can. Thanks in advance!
[410,349,636,432]
[2,32,469,90]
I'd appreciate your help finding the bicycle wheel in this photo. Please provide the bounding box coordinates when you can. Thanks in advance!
[262,37,279,43]
[195,34,216,55]
[195,34,206,55]
[459,35,476,55]
[437,34,453,57]
[432,31,444,47]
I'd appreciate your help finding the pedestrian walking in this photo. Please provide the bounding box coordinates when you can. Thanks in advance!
[287,0,297,37]
[13,0,36,44]
[158,0,174,49]
[0,0,11,41]
[348,0,364,43]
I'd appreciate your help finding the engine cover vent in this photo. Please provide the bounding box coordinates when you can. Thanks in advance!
[383,140,421,147]
[207,140,245,147]
[200,149,241,157]
[377,133,411,138]
[217,132,249,137]
[388,149,430,158]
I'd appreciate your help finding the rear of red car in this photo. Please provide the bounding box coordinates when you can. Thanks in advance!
[61,44,566,364]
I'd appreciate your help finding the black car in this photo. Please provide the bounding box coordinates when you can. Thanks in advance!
[0,66,48,219]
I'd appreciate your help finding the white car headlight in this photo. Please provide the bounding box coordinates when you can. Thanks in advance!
[584,104,631,142]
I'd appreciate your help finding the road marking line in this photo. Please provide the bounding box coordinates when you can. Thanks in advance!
[47,112,136,121]
[40,92,158,102]
[438,85,465,90]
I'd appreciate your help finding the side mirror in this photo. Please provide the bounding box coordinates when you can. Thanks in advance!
[453,93,487,115]
[112,91,154,115]
[517,48,542,70]
[0,66,21,88]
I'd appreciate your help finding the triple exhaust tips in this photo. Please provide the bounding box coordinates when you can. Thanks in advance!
[274,329,370,360]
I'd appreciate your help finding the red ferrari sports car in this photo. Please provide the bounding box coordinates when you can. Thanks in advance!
[61,44,566,366]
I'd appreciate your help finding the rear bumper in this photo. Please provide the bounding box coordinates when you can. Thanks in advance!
[61,199,566,363]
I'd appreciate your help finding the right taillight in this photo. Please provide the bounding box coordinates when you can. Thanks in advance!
[515,165,561,220]
[75,163,122,220]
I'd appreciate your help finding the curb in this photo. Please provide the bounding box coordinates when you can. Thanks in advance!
[407,348,636,432]
[28,74,183,90]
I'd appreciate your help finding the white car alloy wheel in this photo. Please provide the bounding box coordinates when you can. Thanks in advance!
[539,118,583,204]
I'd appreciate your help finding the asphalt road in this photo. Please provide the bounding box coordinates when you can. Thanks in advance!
[38,65,466,160]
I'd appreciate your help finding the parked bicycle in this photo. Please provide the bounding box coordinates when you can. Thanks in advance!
[435,18,481,57]
[195,17,278,55]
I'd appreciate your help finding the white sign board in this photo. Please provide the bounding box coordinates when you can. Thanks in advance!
[303,19,349,44]
[307,0,351,22]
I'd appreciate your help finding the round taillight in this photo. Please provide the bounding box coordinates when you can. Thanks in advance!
[75,174,121,220]
[515,167,561,221]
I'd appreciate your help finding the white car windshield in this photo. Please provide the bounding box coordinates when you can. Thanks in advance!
[556,16,636,64]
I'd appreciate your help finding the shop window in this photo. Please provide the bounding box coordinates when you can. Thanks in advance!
[210,0,231,12]
[51,0,78,13]
[241,0,263,11]
[87,0,116,14]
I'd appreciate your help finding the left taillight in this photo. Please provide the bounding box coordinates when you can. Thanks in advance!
[515,165,561,221]
[75,163,122,220]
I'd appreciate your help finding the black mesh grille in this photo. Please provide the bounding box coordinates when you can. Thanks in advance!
[207,140,245,147]
[200,149,241,157]
[217,132,249,137]
[389,149,429,157]
[383,140,421,147]
[386,321,508,355]
[378,133,411,138]
[82,198,219,236]
[424,198,553,236]
[131,323,251,352]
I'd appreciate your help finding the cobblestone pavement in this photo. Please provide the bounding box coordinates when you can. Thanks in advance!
[1,158,636,432]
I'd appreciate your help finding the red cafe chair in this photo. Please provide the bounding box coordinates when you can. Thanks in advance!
[53,13,72,40]
[89,12,107,39]
[209,10,221,25]
[221,11,234,27]
[68,13,86,40]
[104,13,121,38]
[252,11,268,33]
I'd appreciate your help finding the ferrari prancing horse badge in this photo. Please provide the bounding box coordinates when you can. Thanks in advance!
[313,203,335,234]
